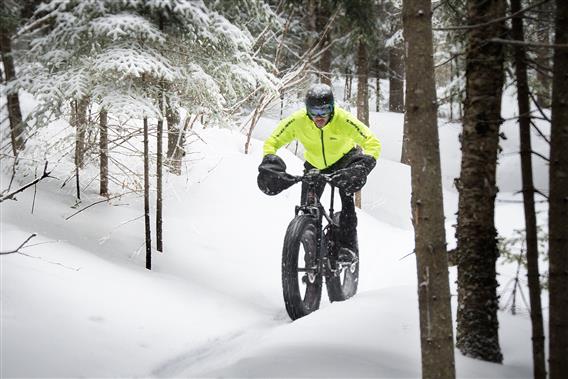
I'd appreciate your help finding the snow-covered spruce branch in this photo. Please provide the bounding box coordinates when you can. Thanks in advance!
[0,234,37,255]
[0,162,54,203]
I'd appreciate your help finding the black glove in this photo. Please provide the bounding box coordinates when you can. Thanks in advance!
[329,155,376,194]
[257,154,298,196]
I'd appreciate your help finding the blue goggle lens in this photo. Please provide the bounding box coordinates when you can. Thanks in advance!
[307,104,333,118]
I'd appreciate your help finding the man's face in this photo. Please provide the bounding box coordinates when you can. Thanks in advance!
[312,114,331,128]
[307,104,333,128]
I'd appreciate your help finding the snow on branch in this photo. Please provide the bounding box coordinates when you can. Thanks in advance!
[94,47,180,82]
[89,13,165,44]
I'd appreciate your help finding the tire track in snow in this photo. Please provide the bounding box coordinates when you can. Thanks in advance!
[151,311,289,377]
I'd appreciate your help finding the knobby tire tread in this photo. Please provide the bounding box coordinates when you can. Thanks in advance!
[282,215,322,320]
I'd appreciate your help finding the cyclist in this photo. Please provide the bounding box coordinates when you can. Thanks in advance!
[257,83,381,261]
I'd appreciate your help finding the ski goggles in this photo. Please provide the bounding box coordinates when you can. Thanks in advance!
[307,104,333,118]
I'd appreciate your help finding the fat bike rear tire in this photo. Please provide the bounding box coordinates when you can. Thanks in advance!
[282,215,322,320]
[326,212,359,302]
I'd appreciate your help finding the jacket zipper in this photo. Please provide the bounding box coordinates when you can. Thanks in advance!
[320,129,328,167]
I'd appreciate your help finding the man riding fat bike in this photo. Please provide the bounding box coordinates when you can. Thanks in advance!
[257,83,381,262]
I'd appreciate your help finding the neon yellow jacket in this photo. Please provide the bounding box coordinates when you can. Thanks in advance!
[263,107,381,169]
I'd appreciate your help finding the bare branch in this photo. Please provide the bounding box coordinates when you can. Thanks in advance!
[531,150,550,162]
[490,37,568,49]
[0,234,37,255]
[530,120,551,145]
[434,53,464,68]
[0,162,54,203]
[535,189,549,200]
[65,191,136,220]
[528,90,552,123]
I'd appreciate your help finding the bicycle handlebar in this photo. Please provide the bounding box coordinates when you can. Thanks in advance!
[293,169,332,185]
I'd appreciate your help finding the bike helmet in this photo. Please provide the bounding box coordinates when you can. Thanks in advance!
[305,83,334,118]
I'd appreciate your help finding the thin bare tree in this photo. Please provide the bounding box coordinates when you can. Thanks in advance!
[99,108,109,197]
[510,0,545,376]
[355,36,369,209]
[143,117,152,270]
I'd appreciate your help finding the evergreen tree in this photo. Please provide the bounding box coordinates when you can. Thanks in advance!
[455,0,507,363]
[15,0,278,176]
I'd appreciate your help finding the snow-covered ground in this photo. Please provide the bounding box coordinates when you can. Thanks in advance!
[1,89,549,377]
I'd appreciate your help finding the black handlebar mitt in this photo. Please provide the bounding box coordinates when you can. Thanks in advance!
[329,155,376,194]
[257,154,298,196]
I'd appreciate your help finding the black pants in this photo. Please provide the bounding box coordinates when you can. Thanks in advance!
[300,148,361,251]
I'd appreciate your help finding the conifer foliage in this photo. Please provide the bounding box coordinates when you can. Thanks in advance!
[9,0,279,268]
[16,0,277,123]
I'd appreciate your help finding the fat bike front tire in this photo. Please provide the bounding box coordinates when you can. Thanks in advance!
[282,215,322,320]
[326,212,359,302]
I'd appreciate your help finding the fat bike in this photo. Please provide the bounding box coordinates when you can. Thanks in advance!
[281,169,359,320]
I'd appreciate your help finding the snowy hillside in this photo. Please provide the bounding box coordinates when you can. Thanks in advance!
[1,96,549,377]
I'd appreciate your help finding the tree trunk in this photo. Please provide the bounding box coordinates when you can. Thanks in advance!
[450,56,464,122]
[356,38,369,133]
[156,115,163,253]
[403,0,456,377]
[166,102,184,175]
[511,1,546,377]
[389,43,404,113]
[306,0,317,60]
[534,1,552,109]
[99,109,109,197]
[72,97,89,201]
[315,2,332,85]
[73,98,89,169]
[548,2,568,378]
[0,31,25,156]
[375,63,381,112]
[344,67,352,102]
[144,117,152,270]
[356,37,369,209]
[318,37,332,85]
[401,118,410,165]
[455,0,506,363]
[400,41,410,165]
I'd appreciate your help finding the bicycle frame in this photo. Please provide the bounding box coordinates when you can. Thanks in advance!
[293,170,339,278]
